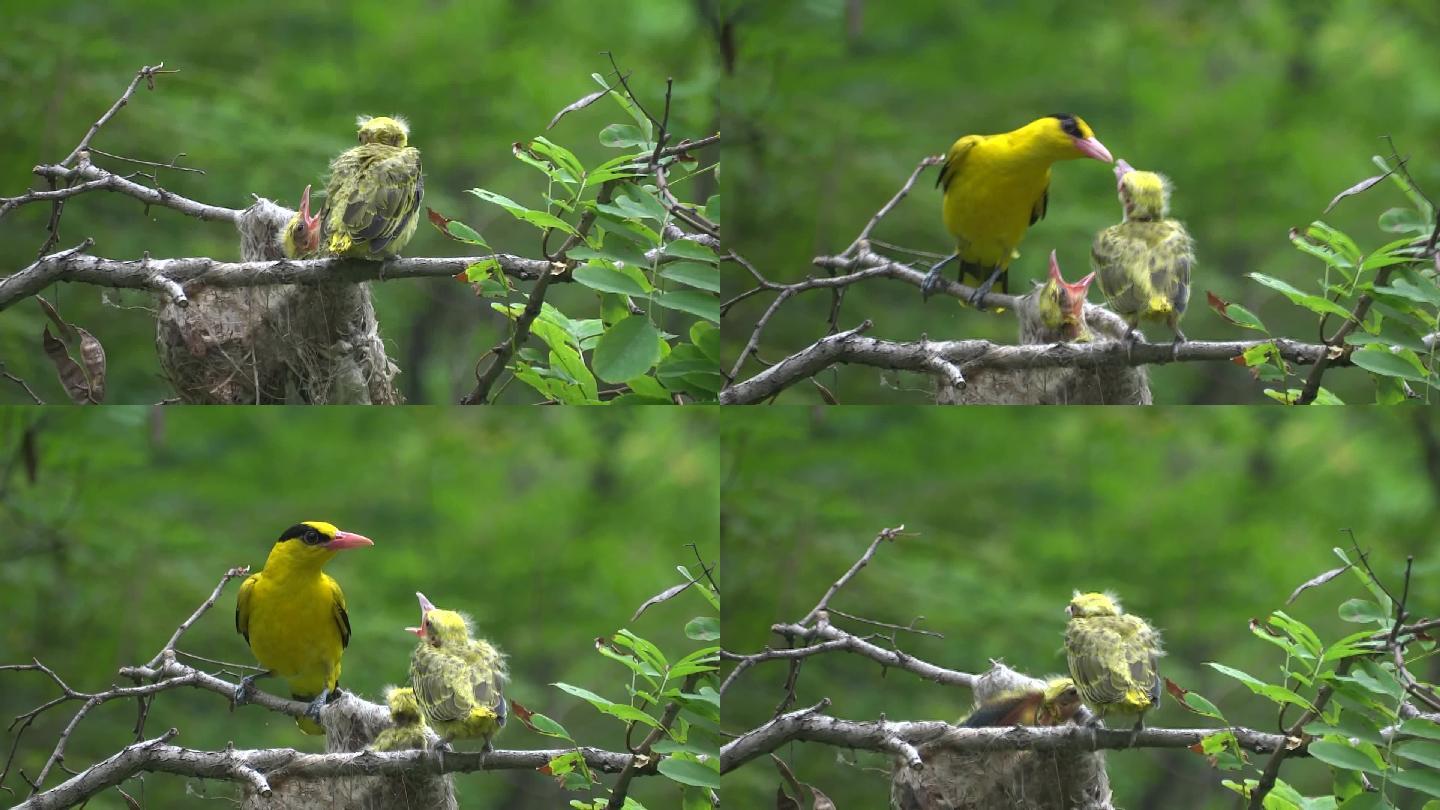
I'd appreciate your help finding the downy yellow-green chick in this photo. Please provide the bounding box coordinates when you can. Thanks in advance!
[408,592,508,750]
[281,184,322,259]
[370,686,429,751]
[1091,159,1194,343]
[319,115,424,259]
[1064,591,1162,743]
[961,676,1084,728]
[925,114,1113,304]
[1018,250,1096,345]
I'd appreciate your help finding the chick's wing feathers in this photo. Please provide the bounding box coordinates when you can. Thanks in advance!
[1068,616,1161,709]
[937,135,981,192]
[340,148,422,253]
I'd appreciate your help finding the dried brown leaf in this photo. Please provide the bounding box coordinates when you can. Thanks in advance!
[1323,173,1390,215]
[43,327,93,404]
[1285,565,1349,604]
[631,580,693,622]
[547,88,609,130]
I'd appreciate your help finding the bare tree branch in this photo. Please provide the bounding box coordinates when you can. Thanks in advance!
[719,706,1292,775]
[1,251,553,312]
[720,320,1333,405]
[16,735,641,810]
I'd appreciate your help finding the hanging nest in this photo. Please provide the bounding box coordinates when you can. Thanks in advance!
[890,664,1114,810]
[240,690,457,810]
[935,301,1151,405]
[155,198,402,404]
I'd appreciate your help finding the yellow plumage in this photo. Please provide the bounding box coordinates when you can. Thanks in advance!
[370,687,429,751]
[407,592,509,749]
[235,521,374,734]
[1063,591,1163,740]
[320,115,424,259]
[1091,160,1195,341]
[925,114,1113,303]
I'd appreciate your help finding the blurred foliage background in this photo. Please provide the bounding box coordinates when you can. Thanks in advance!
[722,0,1440,404]
[0,407,719,808]
[0,0,719,404]
[721,407,1440,808]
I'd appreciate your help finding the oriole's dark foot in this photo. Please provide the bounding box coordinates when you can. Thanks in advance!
[434,740,454,754]
[920,253,958,301]
[232,670,271,707]
[304,688,331,725]
[1127,720,1144,748]
[968,277,997,309]
[920,267,944,301]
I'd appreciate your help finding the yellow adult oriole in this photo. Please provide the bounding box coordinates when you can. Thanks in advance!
[235,520,374,734]
[926,114,1112,305]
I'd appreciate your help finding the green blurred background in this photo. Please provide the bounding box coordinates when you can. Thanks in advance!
[0,407,719,808]
[721,407,1440,808]
[0,0,718,404]
[722,0,1440,404]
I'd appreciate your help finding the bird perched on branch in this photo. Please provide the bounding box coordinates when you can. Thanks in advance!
[1018,250,1097,345]
[1091,159,1194,343]
[408,592,509,750]
[1064,591,1162,744]
[319,115,424,259]
[926,114,1113,304]
[961,676,1084,728]
[370,686,429,751]
[235,521,374,734]
[281,185,323,258]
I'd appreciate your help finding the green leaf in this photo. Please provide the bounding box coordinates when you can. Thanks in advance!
[1307,739,1386,775]
[574,263,652,296]
[657,757,720,789]
[1338,598,1389,625]
[1400,718,1440,741]
[1207,662,1313,710]
[1249,273,1356,320]
[600,123,647,148]
[663,239,717,263]
[684,616,719,641]
[526,712,574,740]
[1379,206,1431,235]
[1396,741,1440,769]
[549,345,597,402]
[593,316,663,383]
[1375,277,1440,307]
[1350,346,1429,382]
[468,188,579,235]
[1390,767,1440,798]
[705,194,720,225]
[1336,793,1386,810]
[445,220,490,248]
[531,136,585,182]
[655,291,720,323]
[1183,692,1226,720]
[690,322,720,364]
[660,262,721,292]
[553,682,660,728]
[1225,303,1267,331]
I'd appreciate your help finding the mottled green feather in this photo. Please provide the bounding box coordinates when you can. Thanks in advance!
[320,116,424,259]
[1091,165,1194,338]
[1064,592,1162,724]
[410,606,508,747]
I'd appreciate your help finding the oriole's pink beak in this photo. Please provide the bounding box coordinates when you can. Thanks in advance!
[323,530,374,551]
[407,591,437,637]
[1073,136,1113,164]
[1113,159,1135,190]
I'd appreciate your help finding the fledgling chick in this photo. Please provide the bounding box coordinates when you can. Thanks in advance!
[1064,591,1163,745]
[1091,160,1195,344]
[961,676,1084,728]
[925,113,1113,305]
[370,686,429,751]
[320,115,424,259]
[408,592,508,750]
[281,185,323,258]
[1018,250,1097,345]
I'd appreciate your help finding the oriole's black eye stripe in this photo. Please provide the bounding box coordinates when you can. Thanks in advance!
[1050,113,1083,139]
[277,523,328,544]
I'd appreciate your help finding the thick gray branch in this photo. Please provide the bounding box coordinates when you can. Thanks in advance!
[720,323,1332,404]
[17,737,638,810]
[0,252,555,312]
[719,708,1291,774]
